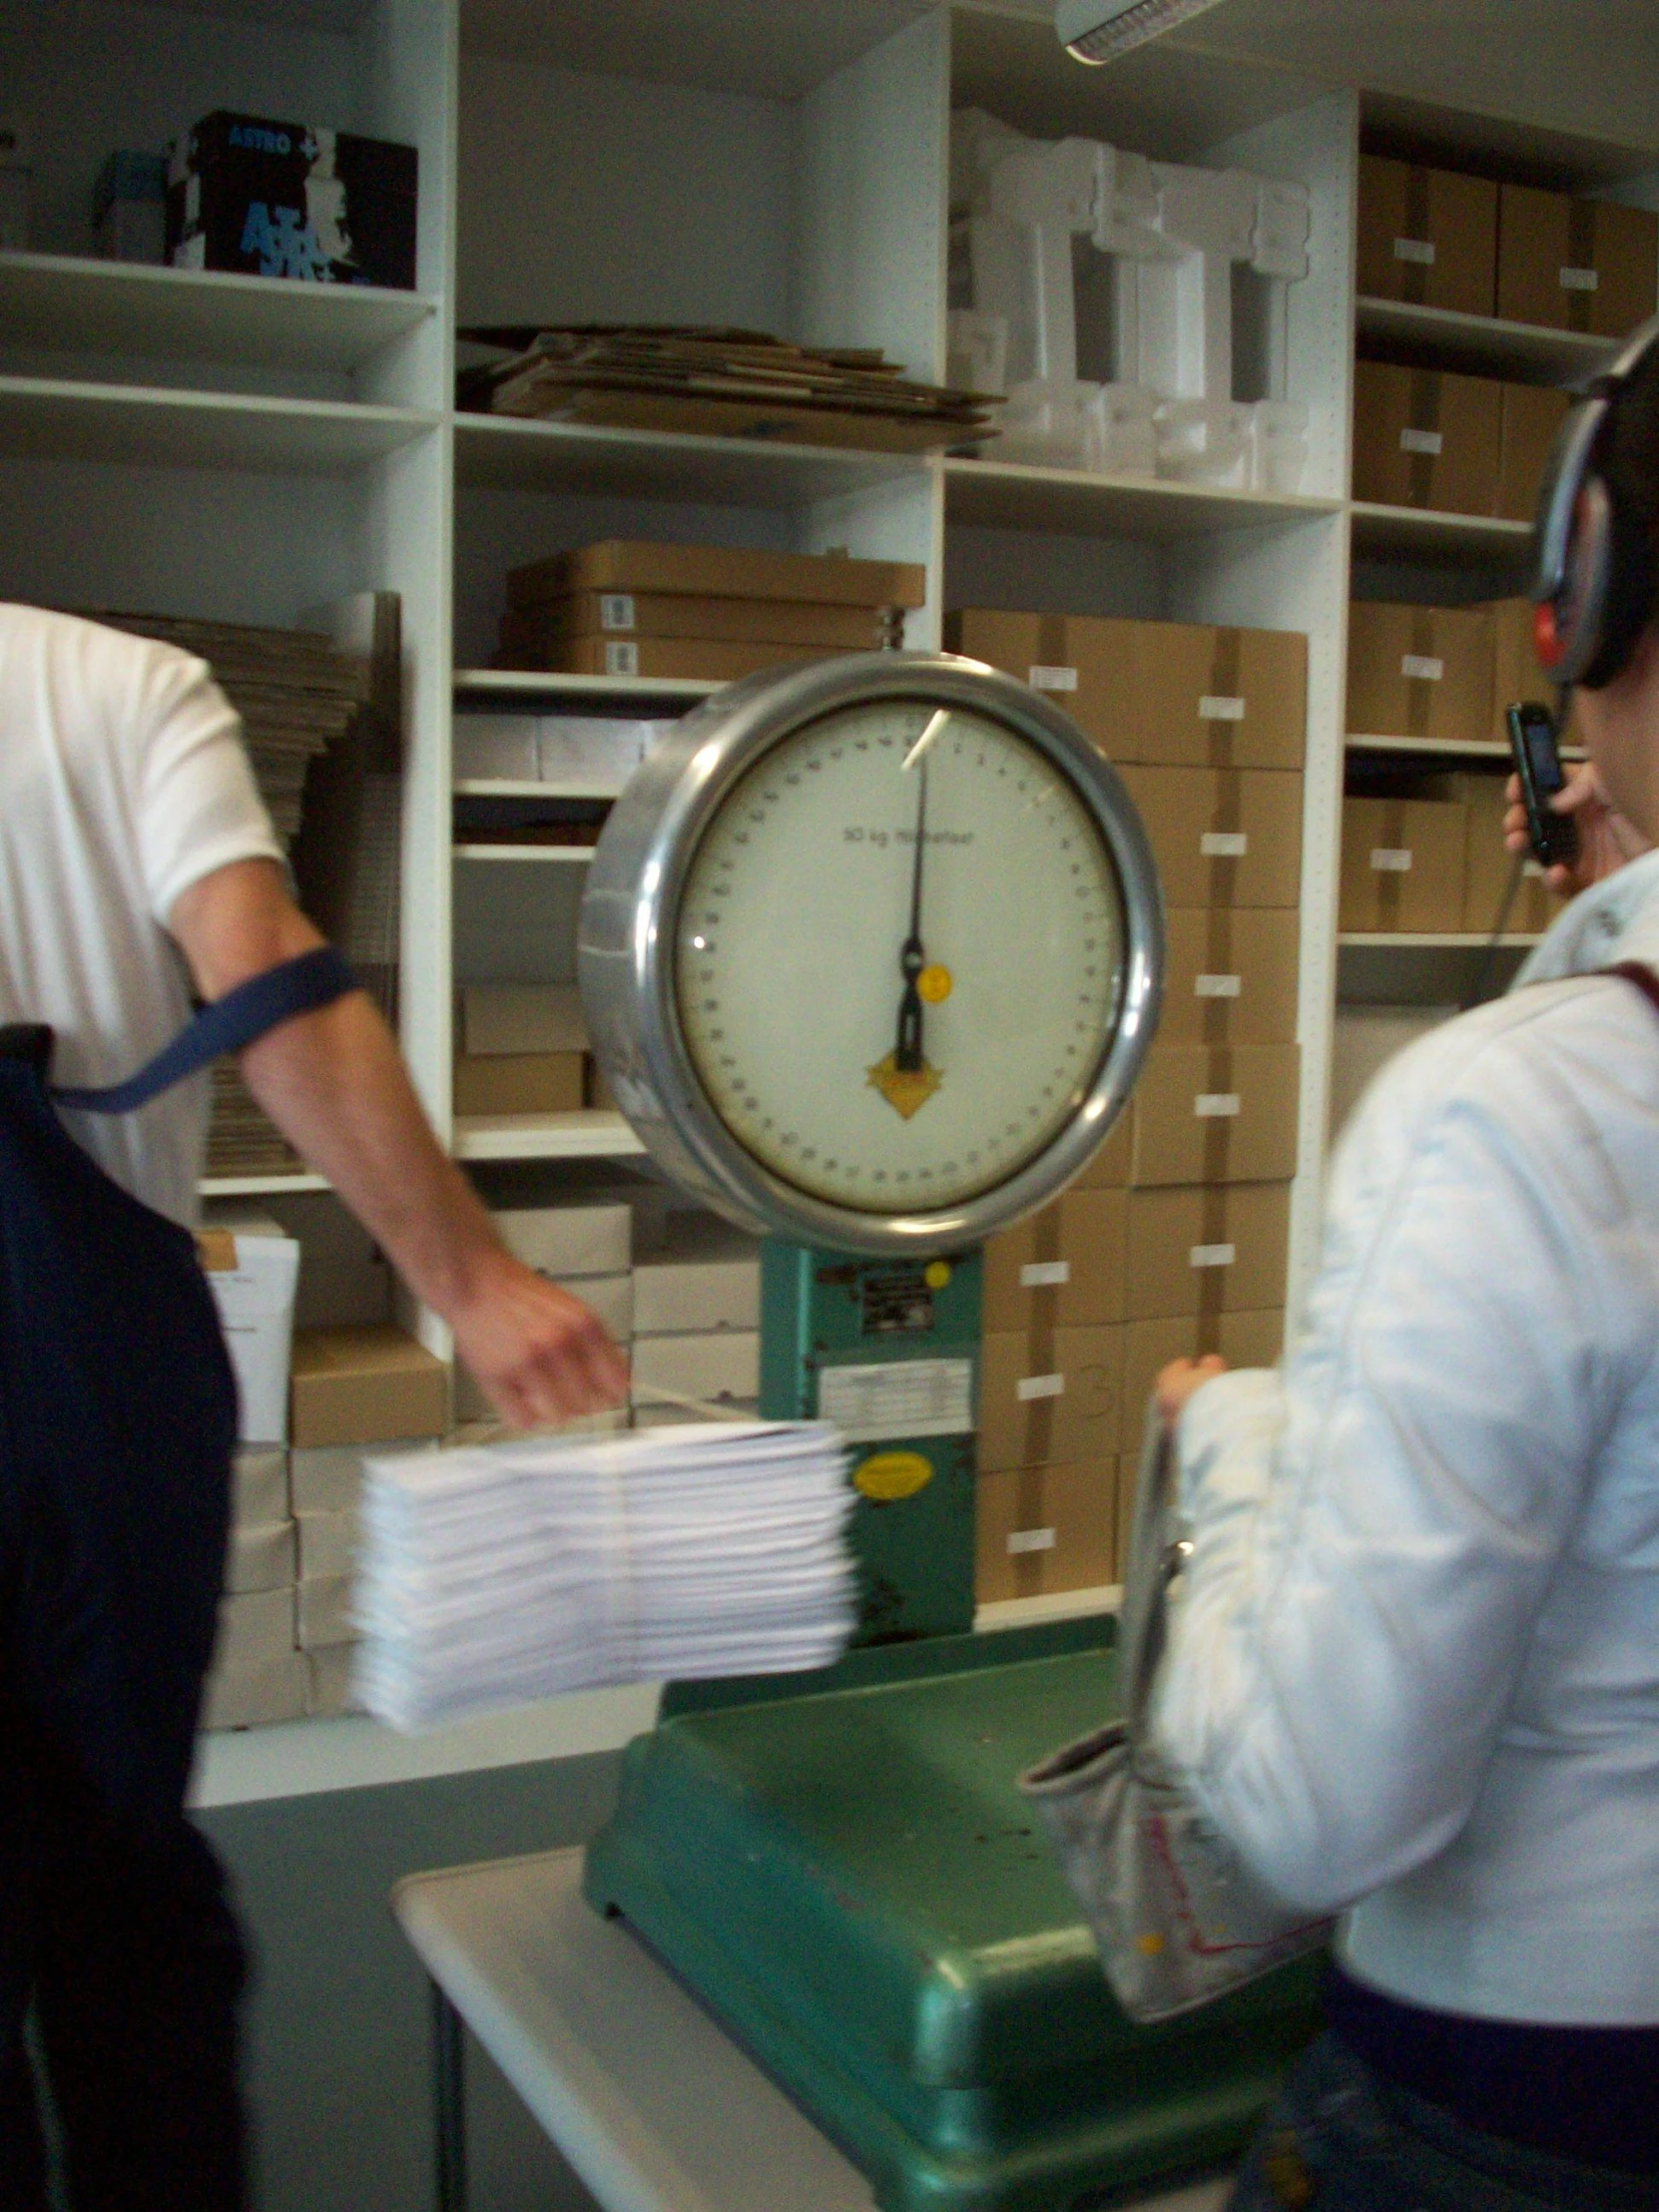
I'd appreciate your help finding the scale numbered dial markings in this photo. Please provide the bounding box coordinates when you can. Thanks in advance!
[675,700,1126,1214]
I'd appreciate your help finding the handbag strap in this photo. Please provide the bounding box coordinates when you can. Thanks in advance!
[1119,1408,1187,1741]
[51,946,358,1115]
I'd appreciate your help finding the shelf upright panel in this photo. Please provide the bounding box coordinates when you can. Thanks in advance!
[359,0,458,413]
[794,8,953,643]
[1165,90,1361,1325]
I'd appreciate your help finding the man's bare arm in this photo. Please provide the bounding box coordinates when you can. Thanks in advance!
[169,858,628,1427]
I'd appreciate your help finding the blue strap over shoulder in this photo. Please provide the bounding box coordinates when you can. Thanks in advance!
[53,946,359,1115]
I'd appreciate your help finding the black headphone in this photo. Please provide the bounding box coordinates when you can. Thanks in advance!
[1532,313,1659,692]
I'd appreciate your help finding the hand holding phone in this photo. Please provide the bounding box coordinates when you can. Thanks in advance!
[1505,702,1580,871]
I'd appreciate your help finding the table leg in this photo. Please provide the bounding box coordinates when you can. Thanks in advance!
[432,1978,467,2212]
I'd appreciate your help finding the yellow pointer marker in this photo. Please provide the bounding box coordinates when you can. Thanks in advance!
[917,964,952,1004]
[923,1261,951,1292]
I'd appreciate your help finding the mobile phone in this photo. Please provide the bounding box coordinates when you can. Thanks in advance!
[1505,702,1579,870]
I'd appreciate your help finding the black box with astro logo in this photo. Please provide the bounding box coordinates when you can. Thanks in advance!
[166,111,417,289]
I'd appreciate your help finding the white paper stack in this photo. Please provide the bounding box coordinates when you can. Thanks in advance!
[352,1421,855,1732]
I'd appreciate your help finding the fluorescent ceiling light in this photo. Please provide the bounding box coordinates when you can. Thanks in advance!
[1056,0,1229,65]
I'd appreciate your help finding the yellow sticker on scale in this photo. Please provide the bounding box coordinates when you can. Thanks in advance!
[853,1450,935,1502]
[923,1261,951,1291]
[917,964,953,1004]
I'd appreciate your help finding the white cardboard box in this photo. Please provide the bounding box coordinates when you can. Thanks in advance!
[216,1586,295,1672]
[295,1576,355,1652]
[492,1202,631,1280]
[632,1398,760,1429]
[232,1446,287,1528]
[201,1204,301,1444]
[225,1520,296,1595]
[202,1653,310,1731]
[536,717,674,791]
[452,714,540,782]
[306,1645,364,1719]
[634,1218,763,1337]
[462,983,588,1057]
[631,1331,761,1408]
[290,1437,436,1515]
[296,1508,357,1584]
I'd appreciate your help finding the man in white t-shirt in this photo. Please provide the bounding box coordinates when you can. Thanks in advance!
[0,603,629,2208]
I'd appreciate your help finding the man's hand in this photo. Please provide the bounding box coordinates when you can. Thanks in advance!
[1504,762,1650,899]
[449,1249,629,1429]
[1156,1355,1227,1431]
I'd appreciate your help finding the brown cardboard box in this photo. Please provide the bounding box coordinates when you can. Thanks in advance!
[1497,185,1659,338]
[1069,1111,1132,1192]
[507,541,927,612]
[1451,771,1556,936]
[1353,360,1503,517]
[982,1188,1128,1334]
[1496,382,1571,525]
[1347,601,1494,743]
[1122,1309,1286,1431]
[1357,156,1498,316]
[232,1445,287,1527]
[1340,796,1469,933]
[506,591,884,651]
[1129,1043,1300,1188]
[453,1051,585,1117]
[289,1326,448,1451]
[461,983,586,1058]
[225,1520,296,1596]
[1125,1182,1292,1322]
[585,1056,620,1112]
[945,610,1306,771]
[214,1586,295,1673]
[975,1461,1116,1604]
[295,1576,355,1652]
[500,635,822,683]
[978,1325,1126,1473]
[307,1645,365,1719]
[1118,767,1303,908]
[203,1653,311,1731]
[1160,908,1300,1046]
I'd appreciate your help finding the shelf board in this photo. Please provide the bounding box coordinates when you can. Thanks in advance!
[454,1110,647,1162]
[201,1171,329,1198]
[453,843,596,863]
[943,457,1341,539]
[0,376,436,473]
[1346,732,1586,762]
[1351,501,1534,563]
[453,412,927,507]
[454,778,626,801]
[1339,932,1542,949]
[454,669,721,710]
[1355,295,1617,384]
[0,253,436,375]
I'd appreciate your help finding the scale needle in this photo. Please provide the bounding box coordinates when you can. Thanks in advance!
[902,709,950,773]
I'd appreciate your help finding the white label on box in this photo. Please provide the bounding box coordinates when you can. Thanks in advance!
[1020,1261,1071,1289]
[1559,266,1600,292]
[599,593,637,631]
[818,1357,973,1442]
[604,640,641,677]
[1371,846,1413,871]
[1190,1243,1237,1269]
[1194,1093,1241,1118]
[1393,236,1436,266]
[1028,665,1079,693]
[1007,1527,1057,1555]
[1195,973,1241,998]
[1400,654,1444,682]
[1016,1373,1065,1402]
[1199,695,1246,722]
[1399,427,1443,456]
[1201,831,1248,857]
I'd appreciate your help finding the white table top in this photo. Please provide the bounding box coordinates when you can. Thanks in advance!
[393,1847,1232,2212]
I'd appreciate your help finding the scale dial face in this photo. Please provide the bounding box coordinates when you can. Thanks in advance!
[673,699,1126,1215]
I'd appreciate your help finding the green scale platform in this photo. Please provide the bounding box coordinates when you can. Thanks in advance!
[584,1618,1320,2212]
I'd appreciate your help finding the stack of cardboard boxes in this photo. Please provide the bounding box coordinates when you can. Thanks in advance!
[1344,596,1561,938]
[452,1194,636,1426]
[453,984,610,1121]
[1353,154,1656,524]
[493,542,926,682]
[631,1218,764,1427]
[945,608,1305,1601]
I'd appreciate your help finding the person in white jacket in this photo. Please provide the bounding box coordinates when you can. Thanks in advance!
[1153,340,1659,2209]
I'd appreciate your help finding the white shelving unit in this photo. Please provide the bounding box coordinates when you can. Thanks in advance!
[7,0,1652,1792]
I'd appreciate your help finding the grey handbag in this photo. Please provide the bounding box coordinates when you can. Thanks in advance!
[1020,1409,1332,2024]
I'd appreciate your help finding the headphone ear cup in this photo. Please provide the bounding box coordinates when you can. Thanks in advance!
[1579,484,1657,690]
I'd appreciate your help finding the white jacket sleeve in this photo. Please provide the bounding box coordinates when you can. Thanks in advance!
[1149,996,1652,1916]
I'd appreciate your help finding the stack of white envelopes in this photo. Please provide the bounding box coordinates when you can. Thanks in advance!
[352,1421,856,1732]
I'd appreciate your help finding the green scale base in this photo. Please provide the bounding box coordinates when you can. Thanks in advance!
[584,1619,1321,2212]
